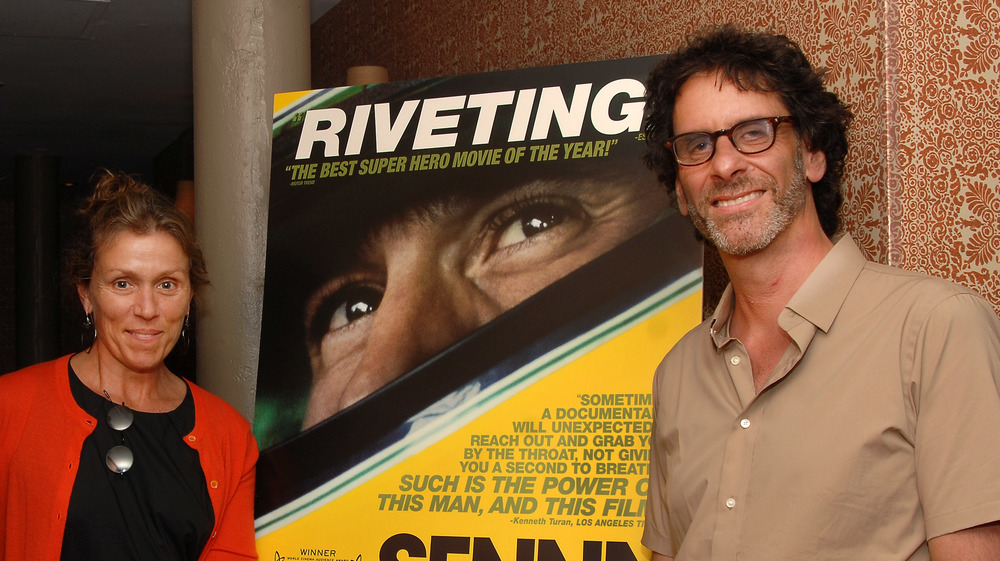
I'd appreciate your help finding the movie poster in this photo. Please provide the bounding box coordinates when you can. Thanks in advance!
[253,56,703,561]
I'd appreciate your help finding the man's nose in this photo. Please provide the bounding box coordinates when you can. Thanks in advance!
[708,135,747,179]
[338,260,503,411]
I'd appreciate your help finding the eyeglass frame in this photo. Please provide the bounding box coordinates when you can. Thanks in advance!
[664,116,795,167]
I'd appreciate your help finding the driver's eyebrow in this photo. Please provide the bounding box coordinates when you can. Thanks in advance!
[360,191,474,243]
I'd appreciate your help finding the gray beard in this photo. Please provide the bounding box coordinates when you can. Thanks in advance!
[688,150,808,256]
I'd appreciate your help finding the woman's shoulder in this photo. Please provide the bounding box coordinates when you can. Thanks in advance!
[184,380,259,465]
[186,380,252,431]
[0,355,74,426]
[0,354,71,391]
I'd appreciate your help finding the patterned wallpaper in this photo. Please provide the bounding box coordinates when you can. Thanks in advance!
[311,0,1000,314]
[885,0,1000,303]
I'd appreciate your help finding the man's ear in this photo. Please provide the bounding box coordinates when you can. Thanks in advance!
[675,180,690,216]
[804,147,827,184]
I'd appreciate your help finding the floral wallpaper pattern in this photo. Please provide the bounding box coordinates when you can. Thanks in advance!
[312,0,1000,314]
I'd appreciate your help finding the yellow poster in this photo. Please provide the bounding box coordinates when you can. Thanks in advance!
[255,57,702,561]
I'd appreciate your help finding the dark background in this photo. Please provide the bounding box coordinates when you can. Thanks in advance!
[0,0,340,374]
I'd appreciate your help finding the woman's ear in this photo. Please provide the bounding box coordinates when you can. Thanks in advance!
[77,283,92,315]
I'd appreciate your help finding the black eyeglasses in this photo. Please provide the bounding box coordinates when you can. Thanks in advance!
[105,400,135,475]
[665,116,794,166]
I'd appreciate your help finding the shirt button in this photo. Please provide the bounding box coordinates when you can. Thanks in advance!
[210,480,219,489]
[725,497,736,509]
[730,356,741,366]
[740,418,751,429]
[188,435,197,442]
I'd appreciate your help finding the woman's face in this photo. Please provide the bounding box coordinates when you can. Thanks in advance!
[79,230,192,374]
[301,175,670,428]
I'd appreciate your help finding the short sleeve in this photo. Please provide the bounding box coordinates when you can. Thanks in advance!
[642,362,675,556]
[912,292,1000,538]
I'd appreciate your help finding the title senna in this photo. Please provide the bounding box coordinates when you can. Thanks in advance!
[380,534,641,561]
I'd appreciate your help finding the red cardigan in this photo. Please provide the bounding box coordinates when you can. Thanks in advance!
[0,355,259,560]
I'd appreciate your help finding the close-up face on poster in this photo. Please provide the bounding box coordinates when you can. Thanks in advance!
[253,56,703,561]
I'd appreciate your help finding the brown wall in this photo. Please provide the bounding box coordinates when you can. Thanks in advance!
[311,0,1000,314]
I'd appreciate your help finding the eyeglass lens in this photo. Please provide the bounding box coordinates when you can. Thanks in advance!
[106,445,134,474]
[106,403,134,474]
[670,117,784,166]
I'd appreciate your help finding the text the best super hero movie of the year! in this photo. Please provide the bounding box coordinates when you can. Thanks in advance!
[378,393,650,528]
[284,139,622,185]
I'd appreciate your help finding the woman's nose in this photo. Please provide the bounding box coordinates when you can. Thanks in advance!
[132,287,159,318]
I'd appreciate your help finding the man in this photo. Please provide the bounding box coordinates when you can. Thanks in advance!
[641,24,1000,560]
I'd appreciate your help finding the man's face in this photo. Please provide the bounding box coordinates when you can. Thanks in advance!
[301,176,670,428]
[671,72,827,256]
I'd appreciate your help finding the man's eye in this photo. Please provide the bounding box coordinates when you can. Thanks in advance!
[115,280,129,289]
[692,140,712,152]
[327,286,382,331]
[160,281,175,290]
[677,134,711,155]
[735,123,771,145]
[494,202,571,249]
[306,278,386,343]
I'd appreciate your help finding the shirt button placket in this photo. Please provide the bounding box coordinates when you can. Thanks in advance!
[713,345,755,561]
[713,414,755,560]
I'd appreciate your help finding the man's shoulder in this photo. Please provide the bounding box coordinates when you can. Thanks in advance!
[857,261,985,304]
[849,262,997,330]
[657,316,715,365]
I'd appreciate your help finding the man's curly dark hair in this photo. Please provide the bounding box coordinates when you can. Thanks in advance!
[643,24,853,237]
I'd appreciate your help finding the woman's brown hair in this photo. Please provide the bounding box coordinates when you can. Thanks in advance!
[65,170,209,298]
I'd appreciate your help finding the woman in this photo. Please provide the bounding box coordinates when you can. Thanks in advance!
[0,171,258,560]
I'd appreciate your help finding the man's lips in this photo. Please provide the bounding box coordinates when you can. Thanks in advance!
[713,190,764,208]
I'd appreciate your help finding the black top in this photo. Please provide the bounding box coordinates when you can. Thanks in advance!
[62,363,214,560]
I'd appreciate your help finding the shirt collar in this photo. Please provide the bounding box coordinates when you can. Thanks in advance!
[707,234,868,347]
[785,234,867,334]
[709,285,736,348]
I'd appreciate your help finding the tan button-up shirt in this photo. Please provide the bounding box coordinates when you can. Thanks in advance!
[642,236,1000,560]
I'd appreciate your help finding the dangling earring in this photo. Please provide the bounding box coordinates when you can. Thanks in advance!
[177,314,191,355]
[82,312,97,353]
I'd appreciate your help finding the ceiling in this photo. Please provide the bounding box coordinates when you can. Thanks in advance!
[0,0,339,192]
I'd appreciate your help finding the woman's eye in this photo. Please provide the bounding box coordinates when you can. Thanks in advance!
[494,202,572,250]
